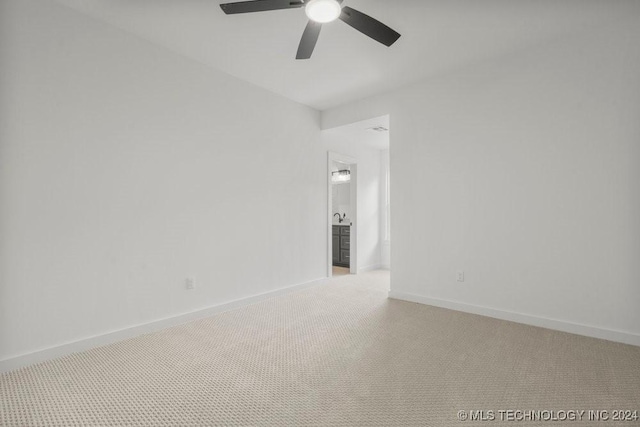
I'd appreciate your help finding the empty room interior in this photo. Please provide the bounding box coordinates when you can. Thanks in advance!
[1,0,639,425]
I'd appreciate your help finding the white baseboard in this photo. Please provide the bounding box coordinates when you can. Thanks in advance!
[388,290,640,347]
[0,278,327,374]
[358,264,383,273]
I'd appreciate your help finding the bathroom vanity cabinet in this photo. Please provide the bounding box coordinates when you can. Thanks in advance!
[332,225,350,268]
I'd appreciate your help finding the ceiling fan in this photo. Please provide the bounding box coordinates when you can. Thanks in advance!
[219,0,401,59]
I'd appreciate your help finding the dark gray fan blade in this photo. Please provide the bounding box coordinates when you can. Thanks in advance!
[220,0,304,15]
[339,6,401,47]
[296,20,322,60]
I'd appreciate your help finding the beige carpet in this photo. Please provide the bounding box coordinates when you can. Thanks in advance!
[1,270,639,426]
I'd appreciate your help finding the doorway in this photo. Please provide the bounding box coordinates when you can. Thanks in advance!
[323,114,390,279]
[327,152,357,277]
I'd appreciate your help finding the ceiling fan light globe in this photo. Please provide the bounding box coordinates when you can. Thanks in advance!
[305,0,342,23]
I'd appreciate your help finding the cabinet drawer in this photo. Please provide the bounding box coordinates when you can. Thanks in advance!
[340,250,350,263]
[340,226,350,236]
[340,236,350,250]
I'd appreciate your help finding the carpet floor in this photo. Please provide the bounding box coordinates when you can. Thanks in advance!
[1,270,639,426]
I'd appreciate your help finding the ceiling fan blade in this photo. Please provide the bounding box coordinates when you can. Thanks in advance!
[339,6,401,47]
[220,0,304,15]
[296,20,322,60]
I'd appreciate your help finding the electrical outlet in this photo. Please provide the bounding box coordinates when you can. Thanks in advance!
[185,277,196,290]
[456,271,465,282]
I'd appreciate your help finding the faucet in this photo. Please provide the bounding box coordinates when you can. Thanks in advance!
[334,213,346,223]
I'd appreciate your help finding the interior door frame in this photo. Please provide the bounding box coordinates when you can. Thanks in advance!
[327,151,358,277]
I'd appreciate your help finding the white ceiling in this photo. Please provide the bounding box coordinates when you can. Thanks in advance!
[53,0,640,110]
[324,115,390,150]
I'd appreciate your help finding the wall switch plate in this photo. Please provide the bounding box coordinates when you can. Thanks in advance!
[185,277,196,290]
[457,271,465,282]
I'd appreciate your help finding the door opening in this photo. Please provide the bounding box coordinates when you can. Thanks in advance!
[327,152,357,277]
[324,114,390,280]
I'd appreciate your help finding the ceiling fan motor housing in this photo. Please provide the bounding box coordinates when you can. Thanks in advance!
[305,0,342,23]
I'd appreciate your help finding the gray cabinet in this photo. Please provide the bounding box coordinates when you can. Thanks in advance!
[332,225,351,267]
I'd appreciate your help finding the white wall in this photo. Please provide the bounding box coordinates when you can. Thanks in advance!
[322,16,640,344]
[332,182,351,223]
[331,161,352,222]
[321,132,383,272]
[0,0,326,362]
